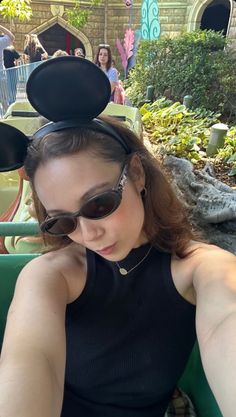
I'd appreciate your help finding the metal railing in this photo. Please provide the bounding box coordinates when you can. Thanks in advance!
[0,62,42,115]
[0,222,40,237]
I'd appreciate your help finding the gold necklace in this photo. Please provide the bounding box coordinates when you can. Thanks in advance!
[116,246,152,276]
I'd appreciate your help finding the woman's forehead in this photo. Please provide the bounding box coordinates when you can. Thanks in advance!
[34,155,121,211]
[38,153,117,176]
[35,154,119,190]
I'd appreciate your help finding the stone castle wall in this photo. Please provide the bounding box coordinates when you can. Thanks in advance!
[0,0,188,62]
[0,0,235,64]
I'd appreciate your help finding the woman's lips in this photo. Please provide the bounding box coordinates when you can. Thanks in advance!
[96,244,116,256]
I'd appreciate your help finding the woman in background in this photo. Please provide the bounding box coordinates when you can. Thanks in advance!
[52,50,68,58]
[94,44,118,101]
[24,34,48,64]
[74,48,85,58]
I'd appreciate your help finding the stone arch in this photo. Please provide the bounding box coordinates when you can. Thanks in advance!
[187,0,232,35]
[29,16,93,60]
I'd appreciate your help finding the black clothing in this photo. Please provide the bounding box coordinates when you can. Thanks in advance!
[24,45,46,63]
[61,245,196,417]
[3,47,20,105]
[3,46,20,68]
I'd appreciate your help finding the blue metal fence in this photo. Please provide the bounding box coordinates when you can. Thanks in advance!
[0,62,42,115]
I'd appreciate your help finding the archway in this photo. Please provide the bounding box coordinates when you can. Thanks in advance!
[39,24,86,57]
[29,16,93,60]
[187,0,232,35]
[200,0,230,35]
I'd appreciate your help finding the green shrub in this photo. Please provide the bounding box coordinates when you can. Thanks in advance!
[126,30,236,119]
[140,98,220,162]
[141,98,236,175]
[216,127,236,176]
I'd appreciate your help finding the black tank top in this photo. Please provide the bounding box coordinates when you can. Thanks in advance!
[61,245,196,417]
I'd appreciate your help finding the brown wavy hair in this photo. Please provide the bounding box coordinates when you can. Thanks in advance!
[24,34,46,61]
[94,45,112,71]
[25,116,197,257]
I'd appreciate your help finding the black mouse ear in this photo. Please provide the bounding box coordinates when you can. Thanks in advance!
[0,123,29,172]
[26,56,111,122]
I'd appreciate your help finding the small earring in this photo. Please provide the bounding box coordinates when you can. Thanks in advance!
[141,187,147,198]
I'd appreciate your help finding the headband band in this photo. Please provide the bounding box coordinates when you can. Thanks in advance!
[33,119,131,154]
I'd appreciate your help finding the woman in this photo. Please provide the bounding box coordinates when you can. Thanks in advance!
[0,24,15,71]
[0,24,15,111]
[74,48,85,58]
[0,57,235,417]
[94,44,118,101]
[24,34,48,63]
[52,50,69,58]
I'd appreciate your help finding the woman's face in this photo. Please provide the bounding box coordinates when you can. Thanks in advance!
[98,48,109,66]
[34,152,147,261]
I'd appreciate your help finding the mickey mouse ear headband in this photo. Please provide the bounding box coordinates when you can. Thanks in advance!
[0,56,130,172]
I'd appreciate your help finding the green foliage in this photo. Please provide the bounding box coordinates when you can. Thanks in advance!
[140,98,221,163]
[126,30,236,119]
[141,98,236,176]
[65,0,101,30]
[0,0,32,23]
[216,127,236,176]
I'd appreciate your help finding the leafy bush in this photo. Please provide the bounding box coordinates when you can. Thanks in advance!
[141,98,236,175]
[126,30,236,119]
[216,128,236,176]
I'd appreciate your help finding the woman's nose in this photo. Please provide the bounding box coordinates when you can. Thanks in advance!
[78,217,104,242]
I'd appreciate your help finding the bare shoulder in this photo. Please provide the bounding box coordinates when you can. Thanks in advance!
[187,241,236,289]
[17,243,87,304]
[171,241,236,304]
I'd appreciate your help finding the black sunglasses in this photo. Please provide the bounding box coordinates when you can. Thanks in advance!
[40,164,128,236]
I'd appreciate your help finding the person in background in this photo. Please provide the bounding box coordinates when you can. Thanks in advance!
[24,34,48,64]
[52,50,69,58]
[94,44,118,101]
[74,48,85,58]
[0,25,15,112]
[111,58,125,105]
[3,43,21,104]
[0,24,15,71]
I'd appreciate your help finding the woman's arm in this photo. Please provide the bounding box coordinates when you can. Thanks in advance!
[193,245,236,417]
[108,67,119,94]
[40,46,48,60]
[0,255,68,417]
[23,46,30,63]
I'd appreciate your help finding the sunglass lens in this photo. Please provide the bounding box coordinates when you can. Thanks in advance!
[82,192,121,219]
[42,217,77,236]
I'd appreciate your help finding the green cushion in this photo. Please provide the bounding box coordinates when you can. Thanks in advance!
[179,343,223,417]
[0,254,38,343]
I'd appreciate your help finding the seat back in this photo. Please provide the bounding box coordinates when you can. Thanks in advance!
[179,343,222,417]
[0,254,38,343]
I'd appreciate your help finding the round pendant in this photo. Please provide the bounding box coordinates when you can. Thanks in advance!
[119,267,128,276]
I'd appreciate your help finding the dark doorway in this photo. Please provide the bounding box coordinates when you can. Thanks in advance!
[200,0,230,35]
[38,24,85,57]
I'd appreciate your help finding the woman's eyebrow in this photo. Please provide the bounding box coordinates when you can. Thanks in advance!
[79,181,111,203]
[46,181,111,215]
